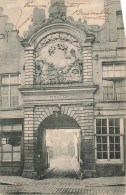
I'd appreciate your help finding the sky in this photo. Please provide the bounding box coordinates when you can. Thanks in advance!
[0,0,126,36]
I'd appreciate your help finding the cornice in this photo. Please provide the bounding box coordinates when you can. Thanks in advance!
[19,21,95,47]
[19,85,98,95]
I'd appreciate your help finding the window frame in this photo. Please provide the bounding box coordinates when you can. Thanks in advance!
[0,122,22,163]
[102,64,126,79]
[103,79,126,101]
[95,118,124,164]
[0,73,20,108]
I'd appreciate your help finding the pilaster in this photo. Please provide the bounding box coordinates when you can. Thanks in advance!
[82,43,93,85]
[22,106,37,179]
[81,105,96,178]
[24,47,35,85]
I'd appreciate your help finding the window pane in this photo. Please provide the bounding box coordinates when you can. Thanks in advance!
[115,127,120,134]
[96,127,101,134]
[115,65,121,71]
[8,136,21,147]
[97,144,102,151]
[109,127,114,134]
[11,96,19,107]
[97,137,101,143]
[1,138,6,145]
[96,119,101,126]
[1,87,9,107]
[115,144,120,151]
[12,124,22,131]
[115,80,126,100]
[109,119,114,126]
[108,65,113,71]
[10,76,19,85]
[97,152,102,159]
[102,127,107,134]
[115,152,120,159]
[102,136,107,143]
[103,81,114,100]
[3,144,12,152]
[109,136,114,143]
[2,76,9,85]
[115,119,120,126]
[103,152,107,159]
[120,66,125,70]
[115,136,120,143]
[1,86,9,95]
[102,119,107,126]
[110,144,114,151]
[1,97,9,107]
[103,66,107,71]
[110,152,114,159]
[2,125,11,132]
[3,153,12,161]
[103,144,107,151]
[10,86,19,107]
[13,152,21,161]
[13,146,21,152]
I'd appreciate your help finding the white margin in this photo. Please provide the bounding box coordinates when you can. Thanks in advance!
[120,0,126,35]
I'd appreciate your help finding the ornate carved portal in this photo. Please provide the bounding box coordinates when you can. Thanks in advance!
[35,33,83,85]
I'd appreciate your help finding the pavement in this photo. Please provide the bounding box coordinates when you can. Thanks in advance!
[0,156,125,195]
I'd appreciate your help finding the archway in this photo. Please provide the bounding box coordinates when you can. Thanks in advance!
[37,114,81,179]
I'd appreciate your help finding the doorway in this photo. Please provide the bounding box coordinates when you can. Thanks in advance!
[37,114,81,178]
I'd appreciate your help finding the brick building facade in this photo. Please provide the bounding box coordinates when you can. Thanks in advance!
[0,0,126,178]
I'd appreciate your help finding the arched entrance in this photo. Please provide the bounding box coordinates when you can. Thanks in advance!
[37,114,81,178]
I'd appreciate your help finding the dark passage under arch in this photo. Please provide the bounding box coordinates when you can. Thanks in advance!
[38,114,80,130]
[36,114,81,179]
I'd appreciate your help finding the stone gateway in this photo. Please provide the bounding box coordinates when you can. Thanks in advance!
[0,0,126,179]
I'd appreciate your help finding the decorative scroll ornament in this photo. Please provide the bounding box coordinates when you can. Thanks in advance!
[35,33,83,85]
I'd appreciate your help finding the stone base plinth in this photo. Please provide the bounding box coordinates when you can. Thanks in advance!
[22,170,37,179]
[81,170,96,179]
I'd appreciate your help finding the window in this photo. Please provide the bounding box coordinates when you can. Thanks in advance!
[0,74,20,107]
[102,64,126,101]
[95,119,124,161]
[0,123,22,162]
[103,79,126,100]
[103,64,126,79]
[116,11,124,28]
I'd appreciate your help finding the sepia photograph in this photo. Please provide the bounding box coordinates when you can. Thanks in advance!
[0,0,126,194]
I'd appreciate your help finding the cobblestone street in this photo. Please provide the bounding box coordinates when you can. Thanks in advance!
[0,156,125,195]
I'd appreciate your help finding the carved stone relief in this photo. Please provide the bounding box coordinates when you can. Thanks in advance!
[35,33,83,85]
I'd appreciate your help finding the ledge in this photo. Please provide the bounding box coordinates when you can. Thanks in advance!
[96,161,123,165]
[0,106,23,111]
[19,84,99,92]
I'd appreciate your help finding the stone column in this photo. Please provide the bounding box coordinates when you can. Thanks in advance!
[81,105,96,178]
[24,47,35,85]
[82,43,93,85]
[22,106,37,178]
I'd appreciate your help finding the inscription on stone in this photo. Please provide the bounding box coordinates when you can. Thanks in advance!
[49,95,69,99]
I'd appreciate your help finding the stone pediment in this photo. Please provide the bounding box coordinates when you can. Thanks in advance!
[19,21,95,48]
[19,3,95,47]
[19,1,95,87]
